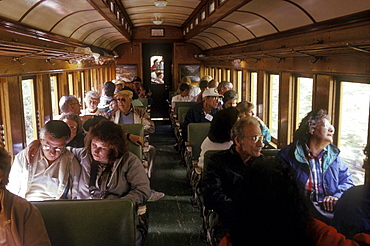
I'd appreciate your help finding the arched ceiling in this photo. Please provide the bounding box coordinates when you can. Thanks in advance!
[0,0,369,59]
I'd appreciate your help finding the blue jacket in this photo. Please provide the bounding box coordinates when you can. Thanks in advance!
[277,140,354,199]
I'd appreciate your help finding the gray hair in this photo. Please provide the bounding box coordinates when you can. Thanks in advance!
[59,95,77,114]
[293,109,331,142]
[218,81,233,91]
[231,117,260,141]
[84,91,100,104]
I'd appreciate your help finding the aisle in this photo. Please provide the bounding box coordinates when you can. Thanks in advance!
[146,120,204,246]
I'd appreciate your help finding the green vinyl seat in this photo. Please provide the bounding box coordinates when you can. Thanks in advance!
[32,199,136,246]
[120,123,144,160]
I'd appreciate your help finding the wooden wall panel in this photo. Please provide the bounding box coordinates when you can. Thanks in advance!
[6,76,26,155]
[278,72,295,147]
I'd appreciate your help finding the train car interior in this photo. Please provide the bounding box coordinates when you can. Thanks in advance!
[0,0,369,245]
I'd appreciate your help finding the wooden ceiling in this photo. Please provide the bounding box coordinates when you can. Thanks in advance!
[0,0,369,61]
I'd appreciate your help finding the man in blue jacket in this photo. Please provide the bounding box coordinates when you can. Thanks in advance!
[277,109,354,223]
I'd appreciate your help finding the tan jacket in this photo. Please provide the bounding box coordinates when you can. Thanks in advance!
[111,106,155,135]
[3,189,51,246]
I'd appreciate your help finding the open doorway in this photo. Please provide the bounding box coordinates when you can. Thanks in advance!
[143,43,172,118]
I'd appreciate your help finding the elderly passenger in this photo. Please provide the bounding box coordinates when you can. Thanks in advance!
[277,109,354,224]
[81,91,108,118]
[221,90,238,109]
[7,120,81,201]
[202,117,265,237]
[181,88,222,141]
[111,90,154,135]
[236,101,271,146]
[0,144,51,246]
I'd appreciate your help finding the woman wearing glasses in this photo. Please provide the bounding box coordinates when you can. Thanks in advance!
[60,113,85,148]
[201,116,266,243]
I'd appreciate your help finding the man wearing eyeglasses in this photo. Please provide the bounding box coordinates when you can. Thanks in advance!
[202,116,265,240]
[7,120,81,201]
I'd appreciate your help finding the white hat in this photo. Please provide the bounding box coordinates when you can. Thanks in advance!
[114,79,124,85]
[202,88,223,98]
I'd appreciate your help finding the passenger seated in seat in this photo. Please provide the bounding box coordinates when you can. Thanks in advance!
[7,120,81,201]
[202,117,265,240]
[236,101,271,147]
[277,109,354,224]
[181,88,222,141]
[111,90,164,201]
[70,120,150,246]
[0,143,51,246]
[198,107,239,172]
[219,158,370,246]
[171,83,196,110]
[60,112,85,148]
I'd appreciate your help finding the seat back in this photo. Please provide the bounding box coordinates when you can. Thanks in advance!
[137,97,149,109]
[177,106,191,124]
[120,124,144,160]
[32,199,136,246]
[187,122,211,160]
[174,101,196,114]
[261,148,280,159]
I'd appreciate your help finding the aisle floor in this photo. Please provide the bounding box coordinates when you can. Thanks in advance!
[146,121,205,246]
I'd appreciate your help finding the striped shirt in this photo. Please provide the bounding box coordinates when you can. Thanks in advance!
[305,145,327,202]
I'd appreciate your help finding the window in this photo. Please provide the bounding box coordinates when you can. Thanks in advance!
[338,81,369,185]
[236,70,242,102]
[250,72,257,106]
[209,1,215,13]
[201,8,206,20]
[21,78,37,145]
[68,73,74,96]
[50,75,59,117]
[150,56,164,84]
[296,77,313,128]
[269,74,279,139]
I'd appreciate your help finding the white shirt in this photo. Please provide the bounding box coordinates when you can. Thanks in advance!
[198,137,233,169]
[171,94,196,109]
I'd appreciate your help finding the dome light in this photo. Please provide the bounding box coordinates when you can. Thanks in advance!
[153,16,163,25]
[154,0,167,8]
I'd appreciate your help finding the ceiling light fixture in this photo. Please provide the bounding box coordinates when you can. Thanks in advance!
[154,0,167,8]
[153,16,163,25]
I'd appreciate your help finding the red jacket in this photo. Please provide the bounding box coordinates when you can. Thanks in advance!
[219,218,370,246]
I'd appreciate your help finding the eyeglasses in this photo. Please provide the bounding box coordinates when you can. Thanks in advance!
[68,125,77,130]
[245,135,264,143]
[116,98,127,102]
[42,145,64,153]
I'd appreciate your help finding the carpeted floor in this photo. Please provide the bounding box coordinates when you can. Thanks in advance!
[146,120,205,246]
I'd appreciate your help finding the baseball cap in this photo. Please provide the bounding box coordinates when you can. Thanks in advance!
[202,88,223,98]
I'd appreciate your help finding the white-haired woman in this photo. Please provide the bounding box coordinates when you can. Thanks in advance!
[81,90,108,118]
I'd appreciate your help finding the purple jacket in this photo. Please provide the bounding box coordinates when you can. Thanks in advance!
[277,141,354,199]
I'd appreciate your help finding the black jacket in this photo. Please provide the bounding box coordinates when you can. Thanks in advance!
[201,145,265,226]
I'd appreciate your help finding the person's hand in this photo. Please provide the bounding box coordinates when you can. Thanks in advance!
[129,134,144,146]
[319,196,339,211]
[26,140,40,162]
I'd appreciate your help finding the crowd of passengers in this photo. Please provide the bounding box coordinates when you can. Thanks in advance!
[1,74,370,246]
[1,76,161,245]
[170,75,370,245]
